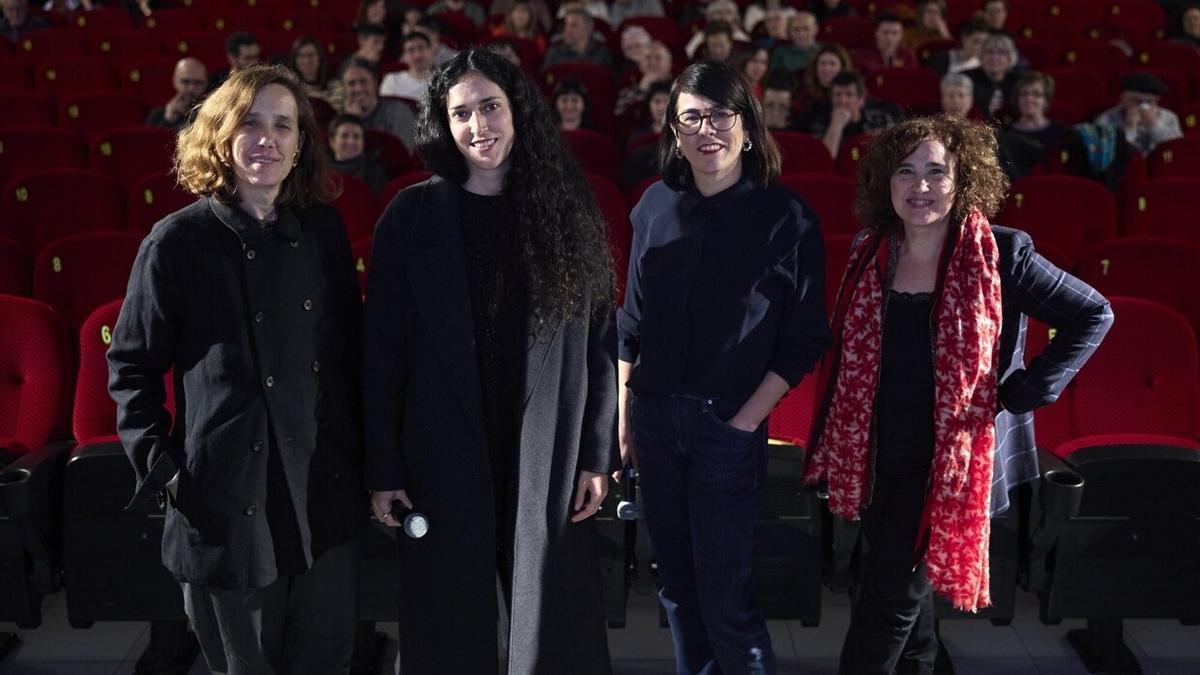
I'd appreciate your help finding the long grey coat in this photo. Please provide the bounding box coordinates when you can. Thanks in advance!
[363,176,618,675]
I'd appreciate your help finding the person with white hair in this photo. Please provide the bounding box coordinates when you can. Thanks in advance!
[939,72,973,118]
[964,33,1022,119]
[685,0,751,58]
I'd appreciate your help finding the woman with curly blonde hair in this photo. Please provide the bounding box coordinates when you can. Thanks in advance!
[110,64,363,674]
[803,115,1113,673]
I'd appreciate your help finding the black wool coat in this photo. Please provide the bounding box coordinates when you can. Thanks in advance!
[364,176,619,675]
[108,197,367,590]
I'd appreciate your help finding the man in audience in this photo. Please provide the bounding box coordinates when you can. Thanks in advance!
[428,0,486,28]
[769,11,819,75]
[340,57,416,152]
[380,32,433,100]
[609,0,665,29]
[1095,73,1183,156]
[146,57,208,130]
[928,17,988,76]
[209,31,260,90]
[803,71,902,158]
[1,0,47,42]
[762,75,796,130]
[854,13,917,71]
[701,20,736,62]
[327,113,387,195]
[684,0,750,59]
[542,7,613,69]
[981,0,1009,34]
[415,16,458,65]
[352,23,388,68]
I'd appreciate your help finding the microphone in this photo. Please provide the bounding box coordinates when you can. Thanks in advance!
[390,500,430,539]
[616,466,639,520]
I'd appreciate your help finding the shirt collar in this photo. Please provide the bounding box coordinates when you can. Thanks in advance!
[680,174,756,217]
[207,196,300,242]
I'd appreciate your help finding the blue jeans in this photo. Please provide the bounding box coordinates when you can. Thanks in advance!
[632,392,775,675]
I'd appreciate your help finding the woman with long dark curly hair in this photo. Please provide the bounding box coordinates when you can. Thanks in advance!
[803,115,1112,672]
[617,60,831,675]
[363,47,617,674]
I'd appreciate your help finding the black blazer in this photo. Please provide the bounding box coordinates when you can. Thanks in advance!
[108,197,366,590]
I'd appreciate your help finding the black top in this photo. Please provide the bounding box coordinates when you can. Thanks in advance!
[618,178,832,403]
[460,190,527,540]
[875,290,936,476]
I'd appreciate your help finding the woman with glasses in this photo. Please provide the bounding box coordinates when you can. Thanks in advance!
[616,60,831,675]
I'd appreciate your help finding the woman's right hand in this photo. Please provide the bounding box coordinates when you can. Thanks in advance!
[371,489,413,528]
[614,402,638,483]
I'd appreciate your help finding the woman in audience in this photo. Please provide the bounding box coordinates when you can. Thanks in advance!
[618,60,831,675]
[327,113,387,195]
[288,36,331,102]
[615,39,673,118]
[552,77,592,131]
[965,33,1022,121]
[904,0,952,51]
[620,80,672,188]
[736,44,771,99]
[365,48,616,674]
[801,43,854,103]
[355,0,387,27]
[109,64,363,675]
[1007,71,1069,160]
[805,114,1113,673]
[490,0,546,56]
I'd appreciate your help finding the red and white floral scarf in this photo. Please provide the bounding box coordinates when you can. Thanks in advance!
[802,208,1003,612]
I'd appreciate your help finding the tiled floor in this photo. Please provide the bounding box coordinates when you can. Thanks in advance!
[3,586,1198,673]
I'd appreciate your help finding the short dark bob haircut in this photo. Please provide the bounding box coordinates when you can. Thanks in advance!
[854,114,1010,234]
[658,60,782,191]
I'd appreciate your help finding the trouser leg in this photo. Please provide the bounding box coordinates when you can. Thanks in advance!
[181,577,287,675]
[281,538,360,675]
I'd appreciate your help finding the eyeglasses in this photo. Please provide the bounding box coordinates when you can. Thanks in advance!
[674,109,739,134]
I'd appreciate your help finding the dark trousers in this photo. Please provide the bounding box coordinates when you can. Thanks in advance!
[632,393,775,675]
[182,538,359,675]
[839,472,938,675]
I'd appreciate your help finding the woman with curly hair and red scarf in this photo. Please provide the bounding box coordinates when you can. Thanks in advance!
[804,114,1113,674]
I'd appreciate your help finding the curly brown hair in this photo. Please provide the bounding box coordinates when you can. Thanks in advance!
[174,64,337,207]
[854,114,1010,234]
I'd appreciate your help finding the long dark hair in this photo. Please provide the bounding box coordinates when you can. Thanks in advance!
[659,60,782,191]
[416,48,613,320]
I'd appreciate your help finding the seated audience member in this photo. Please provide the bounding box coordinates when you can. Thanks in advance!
[1172,3,1200,52]
[684,0,751,59]
[905,0,951,51]
[609,0,665,29]
[1095,73,1183,156]
[1008,71,1069,160]
[980,0,1010,35]
[619,80,671,189]
[801,43,854,104]
[416,16,458,65]
[542,7,613,69]
[762,73,796,130]
[381,32,435,100]
[0,0,47,42]
[555,0,610,23]
[328,113,388,195]
[626,79,671,142]
[490,1,546,55]
[147,57,208,130]
[552,78,591,131]
[965,33,1021,120]
[356,0,387,27]
[289,37,332,102]
[399,4,424,35]
[700,20,738,62]
[939,72,974,119]
[750,6,795,45]
[802,71,902,158]
[769,11,819,75]
[490,0,553,33]
[927,17,987,76]
[615,40,672,117]
[809,0,854,24]
[737,45,771,98]
[617,25,651,80]
[854,13,917,72]
[210,31,260,90]
[489,37,522,66]
[352,23,388,68]
[428,0,486,29]
[340,57,416,151]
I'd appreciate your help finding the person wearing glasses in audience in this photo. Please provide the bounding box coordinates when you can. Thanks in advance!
[617,60,831,675]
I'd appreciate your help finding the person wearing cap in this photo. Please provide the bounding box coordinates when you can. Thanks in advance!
[1094,73,1183,156]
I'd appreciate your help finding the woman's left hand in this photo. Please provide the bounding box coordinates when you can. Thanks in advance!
[571,471,608,523]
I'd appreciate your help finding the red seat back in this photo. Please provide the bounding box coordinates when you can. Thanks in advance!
[0,92,56,128]
[33,232,142,336]
[331,172,379,241]
[0,168,127,255]
[0,235,30,296]
[562,128,620,182]
[1147,138,1200,180]
[378,171,434,209]
[127,170,197,237]
[868,67,940,110]
[58,92,146,144]
[1023,317,1074,451]
[351,236,372,295]
[1076,237,1200,343]
[834,133,873,179]
[0,126,86,186]
[771,130,834,176]
[35,57,117,101]
[0,295,70,456]
[90,126,177,190]
[778,174,860,237]
[584,173,631,303]
[998,175,1116,269]
[1121,178,1200,242]
[13,29,86,69]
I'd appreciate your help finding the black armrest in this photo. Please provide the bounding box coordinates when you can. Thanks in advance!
[0,440,75,517]
[1023,449,1085,592]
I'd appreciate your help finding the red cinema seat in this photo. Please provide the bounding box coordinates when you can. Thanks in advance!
[1121,178,1200,242]
[779,174,860,237]
[119,58,176,108]
[90,127,177,189]
[768,373,817,447]
[206,7,274,33]
[13,29,85,69]
[86,30,165,71]
[1022,318,1074,452]
[542,63,616,108]
[0,235,30,296]
[139,8,203,35]
[0,126,86,185]
[820,16,874,50]
[1181,103,1200,138]
[998,175,1116,269]
[0,92,56,128]
[628,175,658,209]
[33,232,142,335]
[868,67,940,110]
[378,171,434,208]
[1076,237,1200,343]
[1104,0,1164,43]
[1041,67,1106,121]
[618,17,681,48]
[0,295,70,455]
[0,58,30,92]
[1147,138,1200,180]
[58,92,146,144]
[127,170,196,236]
[364,129,412,179]
[170,31,230,73]
[0,169,127,255]
[584,173,632,302]
[35,58,117,101]
[771,130,834,176]
[331,172,379,241]
[68,6,135,33]
[822,233,854,322]
[834,133,873,179]
[563,129,620,183]
[351,236,372,295]
[1134,43,1200,97]
[1060,42,1130,79]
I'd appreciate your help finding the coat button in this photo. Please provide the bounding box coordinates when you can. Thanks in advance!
[254,311,264,323]
[243,505,256,516]
[289,240,299,248]
[252,440,264,453]
[246,249,256,260]
[302,299,312,311]
[265,375,275,388]
[311,360,320,373]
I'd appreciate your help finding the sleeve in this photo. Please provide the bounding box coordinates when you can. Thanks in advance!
[579,306,620,475]
[362,199,411,491]
[768,214,834,387]
[615,200,647,363]
[998,231,1115,415]
[320,208,365,455]
[106,237,181,508]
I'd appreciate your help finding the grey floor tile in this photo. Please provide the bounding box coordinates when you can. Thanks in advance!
[1125,618,1200,660]
[0,663,121,674]
[607,594,677,662]
[789,588,851,662]
[938,618,1031,661]
[5,601,146,663]
[1033,657,1093,675]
